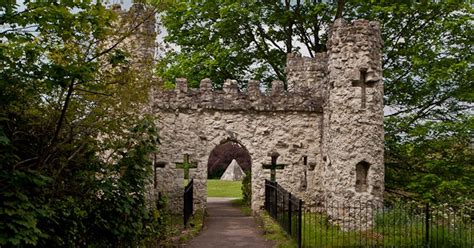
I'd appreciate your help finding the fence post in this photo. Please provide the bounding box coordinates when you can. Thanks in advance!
[425,202,430,247]
[264,180,268,211]
[183,178,194,227]
[274,182,278,219]
[298,199,302,248]
[288,192,292,235]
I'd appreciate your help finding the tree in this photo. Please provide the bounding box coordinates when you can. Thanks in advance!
[157,1,473,203]
[0,2,163,246]
[207,141,251,178]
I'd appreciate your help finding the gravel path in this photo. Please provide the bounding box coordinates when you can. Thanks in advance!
[186,198,274,248]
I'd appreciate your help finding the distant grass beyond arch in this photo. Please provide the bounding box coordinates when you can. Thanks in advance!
[207,179,242,198]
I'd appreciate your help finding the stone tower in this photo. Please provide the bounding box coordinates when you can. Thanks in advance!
[112,3,156,66]
[322,19,384,207]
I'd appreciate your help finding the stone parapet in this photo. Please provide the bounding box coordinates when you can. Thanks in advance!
[152,78,323,112]
[285,53,328,94]
[327,19,383,85]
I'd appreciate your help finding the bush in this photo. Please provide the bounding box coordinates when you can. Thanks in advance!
[0,118,167,247]
[242,171,252,206]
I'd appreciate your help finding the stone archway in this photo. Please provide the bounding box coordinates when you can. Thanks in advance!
[207,139,251,179]
[205,139,252,206]
[152,108,321,213]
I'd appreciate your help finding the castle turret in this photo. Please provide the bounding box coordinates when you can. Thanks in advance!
[322,19,384,210]
[112,3,156,66]
[285,53,328,97]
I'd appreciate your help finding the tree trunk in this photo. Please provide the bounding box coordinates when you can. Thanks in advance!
[335,0,345,20]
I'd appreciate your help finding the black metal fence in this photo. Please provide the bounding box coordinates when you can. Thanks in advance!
[264,180,474,247]
[183,178,193,226]
[265,179,303,247]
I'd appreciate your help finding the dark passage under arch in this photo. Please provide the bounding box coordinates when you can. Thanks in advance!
[207,141,251,179]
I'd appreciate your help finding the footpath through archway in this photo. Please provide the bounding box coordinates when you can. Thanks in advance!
[186,198,274,248]
[206,140,251,200]
[186,141,274,247]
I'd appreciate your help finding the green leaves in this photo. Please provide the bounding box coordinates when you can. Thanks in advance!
[1,2,164,246]
[157,0,290,87]
[157,1,473,205]
[0,170,53,246]
[386,115,474,205]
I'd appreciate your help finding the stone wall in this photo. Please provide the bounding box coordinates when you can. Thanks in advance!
[153,78,323,112]
[150,18,384,221]
[285,52,328,97]
[112,4,156,65]
[151,107,321,213]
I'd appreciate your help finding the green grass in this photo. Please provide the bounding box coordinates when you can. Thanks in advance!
[159,210,205,246]
[259,206,474,247]
[257,212,297,248]
[179,210,205,244]
[207,179,242,198]
[300,209,474,247]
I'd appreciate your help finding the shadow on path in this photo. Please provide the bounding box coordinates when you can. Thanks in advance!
[186,197,274,248]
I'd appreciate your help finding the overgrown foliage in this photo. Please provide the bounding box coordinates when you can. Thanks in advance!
[242,171,252,207]
[156,1,473,204]
[0,2,164,246]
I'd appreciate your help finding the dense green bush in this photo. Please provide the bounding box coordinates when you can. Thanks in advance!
[241,171,252,206]
[0,118,166,246]
[0,2,165,246]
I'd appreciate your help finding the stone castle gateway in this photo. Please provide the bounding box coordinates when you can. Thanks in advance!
[150,19,384,213]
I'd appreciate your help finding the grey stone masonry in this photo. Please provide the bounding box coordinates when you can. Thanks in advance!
[153,78,323,112]
[285,52,328,96]
[321,19,384,229]
[149,18,384,229]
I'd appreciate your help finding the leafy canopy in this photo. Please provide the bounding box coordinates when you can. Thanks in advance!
[157,0,473,203]
[1,2,164,246]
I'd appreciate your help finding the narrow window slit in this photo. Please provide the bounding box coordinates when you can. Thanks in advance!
[355,161,370,192]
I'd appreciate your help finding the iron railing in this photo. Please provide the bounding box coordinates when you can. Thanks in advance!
[264,180,474,247]
[265,179,303,247]
[183,178,193,226]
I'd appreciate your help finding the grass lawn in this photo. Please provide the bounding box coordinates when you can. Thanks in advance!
[207,179,242,198]
[300,210,474,247]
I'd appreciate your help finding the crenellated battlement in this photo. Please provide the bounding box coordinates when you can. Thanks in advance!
[285,52,328,95]
[152,78,323,112]
[327,19,382,48]
[152,19,383,115]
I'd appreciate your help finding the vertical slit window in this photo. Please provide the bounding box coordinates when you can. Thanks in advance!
[355,161,370,192]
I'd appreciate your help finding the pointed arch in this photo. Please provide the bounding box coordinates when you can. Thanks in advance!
[207,139,251,179]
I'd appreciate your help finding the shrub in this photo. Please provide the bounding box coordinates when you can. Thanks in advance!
[242,171,252,206]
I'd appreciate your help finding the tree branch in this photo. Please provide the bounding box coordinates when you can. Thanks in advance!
[245,24,285,81]
[75,87,113,97]
[87,7,158,63]
[255,24,285,54]
[51,78,75,145]
[284,0,293,54]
